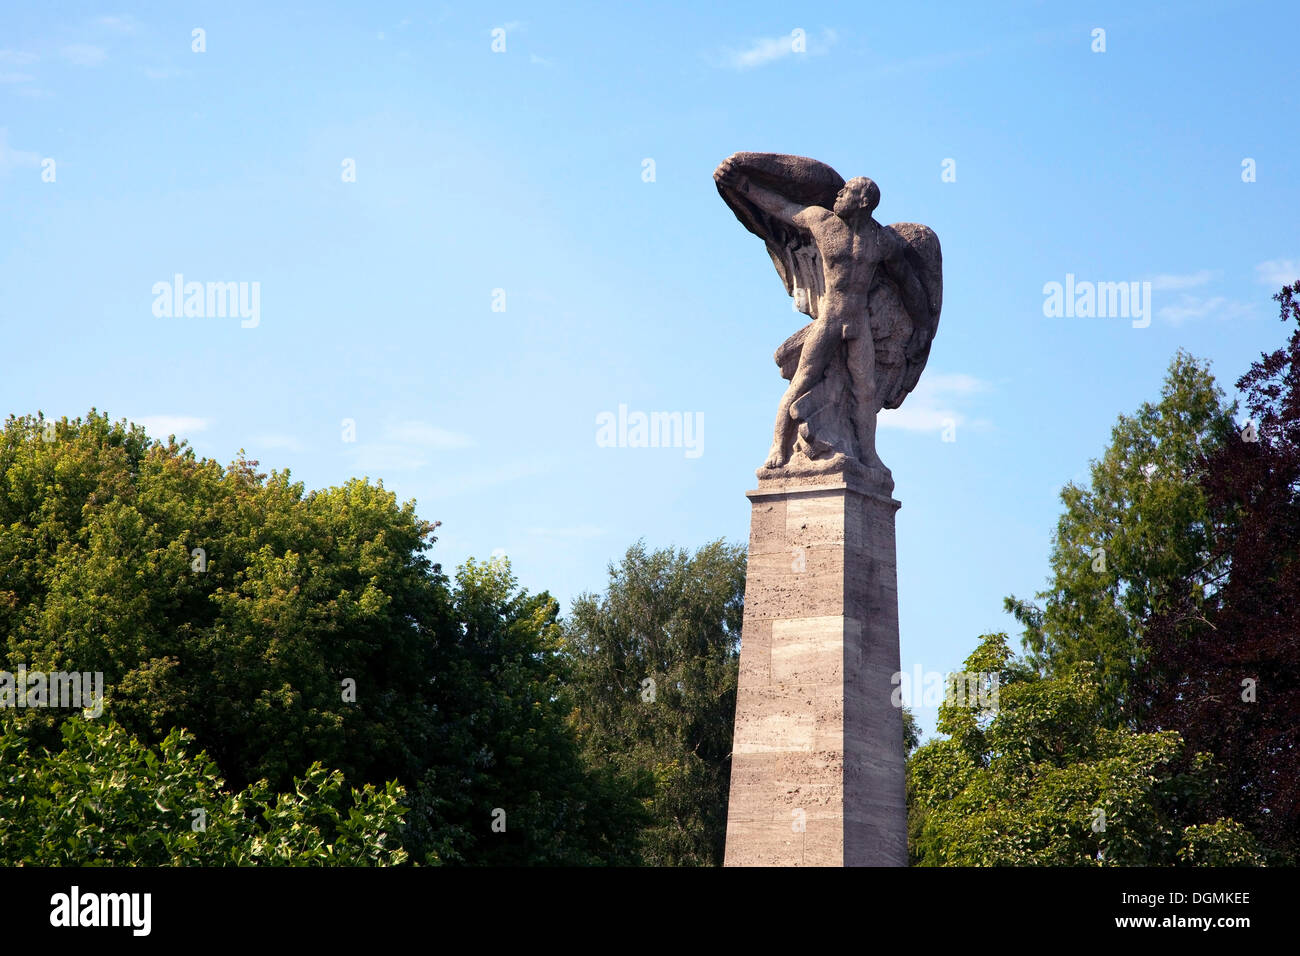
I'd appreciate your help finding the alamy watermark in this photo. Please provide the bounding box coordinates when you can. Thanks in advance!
[1042,274,1152,328]
[891,666,1000,711]
[596,404,703,458]
[50,886,150,936]
[152,274,260,328]
[0,667,104,718]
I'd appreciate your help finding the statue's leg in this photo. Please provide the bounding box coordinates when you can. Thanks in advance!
[847,329,889,479]
[845,328,872,459]
[764,387,798,468]
[856,385,883,469]
[858,401,883,467]
[765,318,840,469]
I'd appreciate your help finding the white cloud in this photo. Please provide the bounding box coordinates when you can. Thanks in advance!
[1148,270,1216,291]
[1139,265,1288,322]
[346,420,475,473]
[721,28,835,70]
[0,73,35,84]
[917,372,988,396]
[425,458,554,498]
[61,44,107,67]
[383,420,473,449]
[349,443,428,472]
[878,372,990,433]
[727,35,793,69]
[0,50,38,65]
[134,415,210,438]
[1256,259,1300,288]
[878,406,956,432]
[322,453,550,496]
[96,15,138,34]
[1157,294,1255,324]
[0,128,40,173]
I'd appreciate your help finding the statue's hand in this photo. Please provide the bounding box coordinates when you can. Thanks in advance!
[715,155,741,186]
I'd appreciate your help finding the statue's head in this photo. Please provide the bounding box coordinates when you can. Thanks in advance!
[833,177,880,219]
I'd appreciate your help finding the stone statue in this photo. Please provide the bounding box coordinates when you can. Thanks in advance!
[714,152,943,493]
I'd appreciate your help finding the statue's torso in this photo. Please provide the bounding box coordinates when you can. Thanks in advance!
[801,212,902,320]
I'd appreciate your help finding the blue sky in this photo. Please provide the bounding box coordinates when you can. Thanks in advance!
[2,1,1296,738]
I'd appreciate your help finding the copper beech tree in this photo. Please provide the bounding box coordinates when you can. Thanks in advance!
[1140,283,1300,863]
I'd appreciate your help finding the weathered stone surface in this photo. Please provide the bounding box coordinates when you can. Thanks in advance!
[718,155,937,867]
[723,476,907,866]
[714,152,943,496]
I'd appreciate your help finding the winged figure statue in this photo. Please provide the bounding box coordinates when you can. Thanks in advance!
[714,152,943,493]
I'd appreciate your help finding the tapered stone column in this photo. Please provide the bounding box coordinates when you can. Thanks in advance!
[723,469,907,866]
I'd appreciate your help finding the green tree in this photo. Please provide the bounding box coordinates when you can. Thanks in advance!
[907,634,1260,866]
[415,557,646,865]
[1141,283,1300,863]
[564,540,745,866]
[1006,352,1237,727]
[902,706,922,755]
[1,411,645,865]
[0,714,408,866]
[0,411,449,796]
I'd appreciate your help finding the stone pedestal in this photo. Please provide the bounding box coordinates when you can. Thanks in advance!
[723,470,907,866]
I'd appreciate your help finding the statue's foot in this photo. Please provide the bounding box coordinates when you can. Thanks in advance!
[763,447,788,470]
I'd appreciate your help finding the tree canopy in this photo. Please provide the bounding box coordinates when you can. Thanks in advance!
[1005,351,1237,729]
[0,412,643,865]
[907,634,1260,866]
[1141,283,1300,862]
[0,714,408,866]
[6,293,1295,866]
[564,540,745,866]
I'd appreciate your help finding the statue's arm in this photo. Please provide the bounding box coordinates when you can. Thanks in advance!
[737,179,808,226]
[716,155,810,228]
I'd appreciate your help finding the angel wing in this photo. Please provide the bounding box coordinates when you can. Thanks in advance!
[714,152,942,413]
[874,222,943,410]
[713,152,844,320]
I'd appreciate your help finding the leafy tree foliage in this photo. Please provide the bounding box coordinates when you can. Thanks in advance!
[413,557,646,865]
[1141,284,1300,862]
[0,714,407,865]
[902,706,921,755]
[907,635,1260,866]
[1006,352,1237,727]
[913,348,1276,866]
[564,540,745,866]
[0,411,447,795]
[0,412,643,865]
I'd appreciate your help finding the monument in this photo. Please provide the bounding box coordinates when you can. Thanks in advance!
[715,152,942,866]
